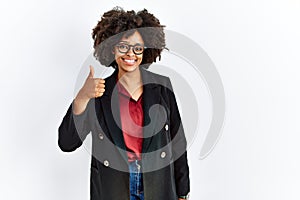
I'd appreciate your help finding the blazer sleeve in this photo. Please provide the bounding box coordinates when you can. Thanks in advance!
[166,78,190,197]
[58,99,93,152]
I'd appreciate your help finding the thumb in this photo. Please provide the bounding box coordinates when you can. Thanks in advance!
[88,65,94,78]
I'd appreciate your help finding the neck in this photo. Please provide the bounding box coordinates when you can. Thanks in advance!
[117,67,143,92]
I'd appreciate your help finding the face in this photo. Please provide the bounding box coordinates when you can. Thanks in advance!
[113,31,144,75]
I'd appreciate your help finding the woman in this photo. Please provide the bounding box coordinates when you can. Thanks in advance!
[58,7,190,200]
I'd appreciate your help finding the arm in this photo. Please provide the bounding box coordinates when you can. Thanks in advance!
[58,99,92,152]
[58,65,105,152]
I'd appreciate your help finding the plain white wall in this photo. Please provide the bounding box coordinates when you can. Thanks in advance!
[1,0,300,199]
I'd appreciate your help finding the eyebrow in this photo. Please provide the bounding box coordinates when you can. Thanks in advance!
[118,41,144,45]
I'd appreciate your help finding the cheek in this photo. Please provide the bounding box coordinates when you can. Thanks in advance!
[138,55,143,62]
[114,52,122,62]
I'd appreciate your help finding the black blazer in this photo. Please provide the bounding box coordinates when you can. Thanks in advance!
[58,67,190,200]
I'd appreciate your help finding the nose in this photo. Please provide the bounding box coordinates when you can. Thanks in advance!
[126,46,135,56]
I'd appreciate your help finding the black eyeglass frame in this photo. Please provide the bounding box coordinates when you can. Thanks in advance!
[115,42,147,55]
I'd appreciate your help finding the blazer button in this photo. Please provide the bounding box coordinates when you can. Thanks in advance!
[103,160,109,167]
[98,133,104,140]
[160,151,166,158]
[164,124,169,131]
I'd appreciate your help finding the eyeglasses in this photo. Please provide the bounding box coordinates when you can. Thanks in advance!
[115,42,146,55]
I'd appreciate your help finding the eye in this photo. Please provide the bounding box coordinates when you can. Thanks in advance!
[134,45,144,52]
[118,44,129,51]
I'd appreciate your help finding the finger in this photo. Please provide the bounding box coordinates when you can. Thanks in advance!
[94,78,105,84]
[98,79,105,84]
[95,87,105,93]
[88,65,95,78]
[97,88,105,93]
[95,91,103,98]
[96,83,105,89]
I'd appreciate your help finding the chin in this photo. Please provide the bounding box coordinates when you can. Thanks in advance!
[120,65,140,73]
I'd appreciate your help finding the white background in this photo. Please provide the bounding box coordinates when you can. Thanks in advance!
[1,0,300,199]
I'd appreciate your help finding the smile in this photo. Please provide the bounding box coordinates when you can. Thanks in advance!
[122,58,136,64]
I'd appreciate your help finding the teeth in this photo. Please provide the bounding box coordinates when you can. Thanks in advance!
[124,59,135,63]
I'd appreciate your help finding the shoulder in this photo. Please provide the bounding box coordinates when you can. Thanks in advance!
[141,68,172,88]
[144,69,169,80]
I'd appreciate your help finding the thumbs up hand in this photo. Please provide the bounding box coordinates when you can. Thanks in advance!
[79,65,106,99]
[73,65,105,115]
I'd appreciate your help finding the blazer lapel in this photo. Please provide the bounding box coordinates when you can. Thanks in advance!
[99,69,128,162]
[140,68,163,153]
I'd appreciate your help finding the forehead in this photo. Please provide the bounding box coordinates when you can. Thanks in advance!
[120,31,144,44]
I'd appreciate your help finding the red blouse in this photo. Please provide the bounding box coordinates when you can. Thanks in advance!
[117,82,143,161]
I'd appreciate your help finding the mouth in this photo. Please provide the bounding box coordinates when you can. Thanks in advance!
[122,58,137,65]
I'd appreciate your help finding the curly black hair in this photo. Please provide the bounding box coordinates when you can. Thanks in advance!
[92,7,166,69]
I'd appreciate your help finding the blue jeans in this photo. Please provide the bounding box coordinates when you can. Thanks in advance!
[129,160,144,200]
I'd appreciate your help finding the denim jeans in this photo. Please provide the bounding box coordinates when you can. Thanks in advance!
[129,160,144,200]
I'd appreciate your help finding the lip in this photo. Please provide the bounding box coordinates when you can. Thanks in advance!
[122,58,137,66]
